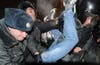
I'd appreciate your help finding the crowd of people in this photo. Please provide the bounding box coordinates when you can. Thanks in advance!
[0,0,99,65]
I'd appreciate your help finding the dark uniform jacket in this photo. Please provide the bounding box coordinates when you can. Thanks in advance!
[0,18,29,65]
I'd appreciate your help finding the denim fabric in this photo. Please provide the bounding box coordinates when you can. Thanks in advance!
[41,9,79,63]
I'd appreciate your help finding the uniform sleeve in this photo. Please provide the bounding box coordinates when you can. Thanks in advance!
[37,20,58,33]
[76,27,92,48]
[0,39,18,65]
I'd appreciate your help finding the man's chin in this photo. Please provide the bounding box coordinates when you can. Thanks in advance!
[17,38,24,41]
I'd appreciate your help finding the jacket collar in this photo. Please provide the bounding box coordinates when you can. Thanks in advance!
[0,18,19,48]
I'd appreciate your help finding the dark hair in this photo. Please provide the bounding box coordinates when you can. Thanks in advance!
[18,1,37,13]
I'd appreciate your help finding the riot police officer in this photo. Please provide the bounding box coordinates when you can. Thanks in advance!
[71,0,100,64]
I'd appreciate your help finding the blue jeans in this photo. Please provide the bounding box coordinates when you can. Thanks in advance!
[41,9,79,63]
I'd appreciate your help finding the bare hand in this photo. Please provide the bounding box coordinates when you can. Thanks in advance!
[73,47,82,53]
[97,38,100,43]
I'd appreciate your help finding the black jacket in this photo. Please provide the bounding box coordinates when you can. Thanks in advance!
[0,18,29,65]
[74,18,93,49]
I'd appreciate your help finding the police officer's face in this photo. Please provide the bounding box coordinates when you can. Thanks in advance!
[8,27,28,41]
[26,7,36,21]
[83,16,93,27]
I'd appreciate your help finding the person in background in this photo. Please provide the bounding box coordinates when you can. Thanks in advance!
[72,0,100,63]
[62,0,100,64]
[18,1,55,49]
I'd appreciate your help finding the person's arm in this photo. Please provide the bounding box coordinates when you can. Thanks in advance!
[26,28,41,54]
[73,27,93,53]
[41,9,79,63]
[76,27,92,48]
[73,16,99,52]
[37,20,58,33]
[0,39,18,65]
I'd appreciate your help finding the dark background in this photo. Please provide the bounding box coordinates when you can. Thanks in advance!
[0,0,18,19]
[0,0,64,21]
[0,0,34,19]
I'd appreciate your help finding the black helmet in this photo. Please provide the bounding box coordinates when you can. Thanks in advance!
[76,0,100,24]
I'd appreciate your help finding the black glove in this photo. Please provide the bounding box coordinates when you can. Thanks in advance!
[33,54,42,63]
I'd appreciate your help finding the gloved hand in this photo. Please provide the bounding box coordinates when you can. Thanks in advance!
[33,54,42,63]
